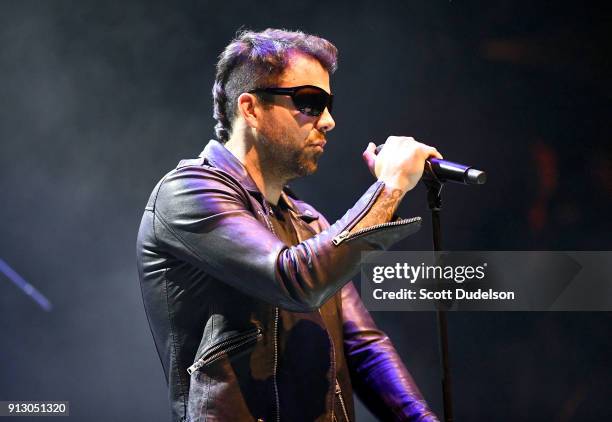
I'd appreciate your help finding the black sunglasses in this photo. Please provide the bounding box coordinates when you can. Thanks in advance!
[249,85,333,117]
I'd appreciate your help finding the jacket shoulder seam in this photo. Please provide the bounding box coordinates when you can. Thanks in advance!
[162,163,253,205]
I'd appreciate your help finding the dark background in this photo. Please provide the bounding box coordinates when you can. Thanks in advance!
[1,1,610,421]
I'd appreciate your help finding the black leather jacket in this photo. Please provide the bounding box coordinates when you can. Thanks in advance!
[136,140,438,422]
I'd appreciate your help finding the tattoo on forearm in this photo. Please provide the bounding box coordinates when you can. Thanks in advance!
[352,186,404,232]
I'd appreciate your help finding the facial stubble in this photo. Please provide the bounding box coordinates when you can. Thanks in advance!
[258,121,323,182]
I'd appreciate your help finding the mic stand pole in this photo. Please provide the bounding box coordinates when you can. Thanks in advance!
[423,171,453,422]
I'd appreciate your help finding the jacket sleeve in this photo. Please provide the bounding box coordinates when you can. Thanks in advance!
[152,165,420,312]
[341,281,439,421]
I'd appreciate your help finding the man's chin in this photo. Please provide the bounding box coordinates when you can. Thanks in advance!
[295,156,320,178]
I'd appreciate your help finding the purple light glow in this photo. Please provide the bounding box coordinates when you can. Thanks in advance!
[0,258,52,311]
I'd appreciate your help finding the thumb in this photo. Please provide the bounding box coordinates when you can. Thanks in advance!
[363,142,375,155]
[362,142,377,176]
[362,142,375,160]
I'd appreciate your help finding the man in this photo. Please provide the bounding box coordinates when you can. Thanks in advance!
[137,28,441,422]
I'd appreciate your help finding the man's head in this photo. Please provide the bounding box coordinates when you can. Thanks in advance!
[213,28,338,179]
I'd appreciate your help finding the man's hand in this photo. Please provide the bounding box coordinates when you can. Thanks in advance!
[362,136,443,194]
[351,136,443,233]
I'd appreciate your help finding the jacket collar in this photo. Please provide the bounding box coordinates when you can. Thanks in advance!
[200,139,259,192]
[199,139,298,212]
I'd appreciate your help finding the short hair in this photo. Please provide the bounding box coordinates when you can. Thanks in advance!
[212,28,338,143]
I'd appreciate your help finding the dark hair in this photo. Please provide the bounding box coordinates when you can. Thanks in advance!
[212,28,338,143]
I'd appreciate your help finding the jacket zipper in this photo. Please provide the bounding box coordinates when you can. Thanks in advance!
[186,327,263,374]
[330,182,385,247]
[335,380,350,422]
[332,216,422,246]
[290,204,351,421]
[259,203,281,422]
[273,306,280,422]
[318,308,337,422]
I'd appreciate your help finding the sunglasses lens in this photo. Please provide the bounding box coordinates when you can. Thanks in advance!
[293,87,330,116]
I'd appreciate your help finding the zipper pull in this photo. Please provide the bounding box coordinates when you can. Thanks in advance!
[332,230,350,246]
[187,359,203,375]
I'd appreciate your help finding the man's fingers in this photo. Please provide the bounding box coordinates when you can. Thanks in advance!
[429,147,443,160]
[421,145,443,160]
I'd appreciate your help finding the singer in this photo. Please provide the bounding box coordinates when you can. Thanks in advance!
[137,28,440,422]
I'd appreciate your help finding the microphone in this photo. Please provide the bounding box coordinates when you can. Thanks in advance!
[374,144,487,185]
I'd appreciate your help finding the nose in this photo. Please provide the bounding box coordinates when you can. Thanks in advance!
[316,107,335,133]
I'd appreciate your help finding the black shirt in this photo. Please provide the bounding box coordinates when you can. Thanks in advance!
[265,196,299,247]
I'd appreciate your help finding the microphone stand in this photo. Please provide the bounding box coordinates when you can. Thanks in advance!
[422,167,453,422]
[373,144,485,421]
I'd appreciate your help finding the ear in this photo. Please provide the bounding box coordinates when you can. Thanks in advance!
[237,93,260,129]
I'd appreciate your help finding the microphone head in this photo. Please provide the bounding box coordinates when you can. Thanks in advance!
[373,143,487,185]
[466,168,487,184]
